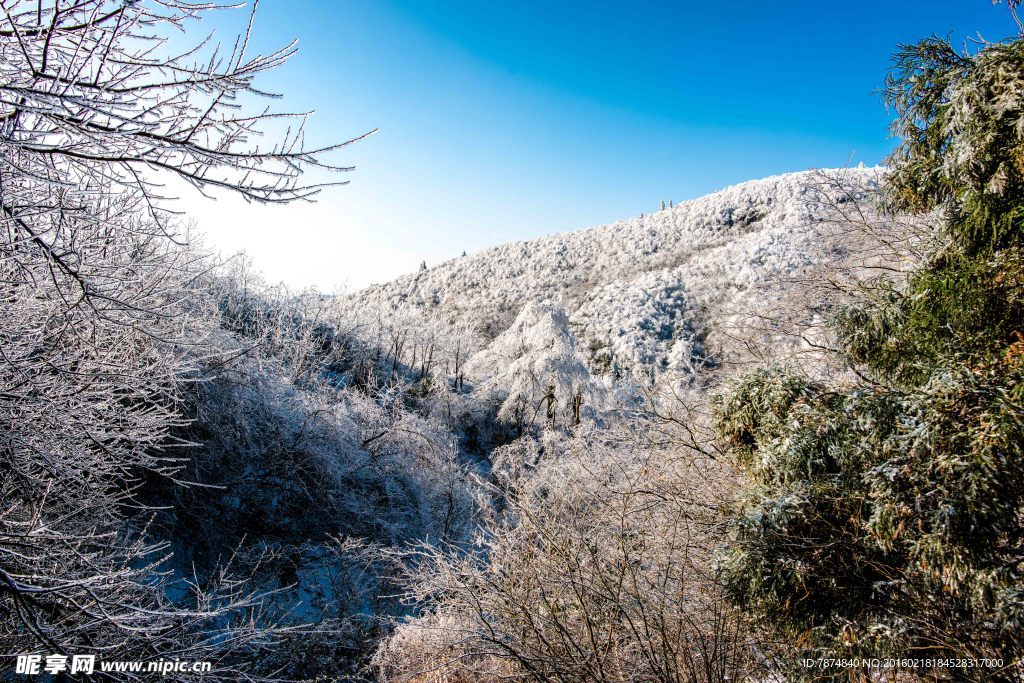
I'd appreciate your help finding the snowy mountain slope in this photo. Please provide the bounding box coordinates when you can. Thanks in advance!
[345,167,885,380]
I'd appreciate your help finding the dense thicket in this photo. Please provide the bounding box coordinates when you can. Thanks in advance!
[715,20,1024,680]
[372,426,751,683]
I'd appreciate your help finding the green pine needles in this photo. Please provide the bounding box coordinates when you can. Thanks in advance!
[714,18,1024,680]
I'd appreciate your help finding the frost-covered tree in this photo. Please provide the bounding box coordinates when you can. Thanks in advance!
[465,300,603,432]
[715,15,1024,677]
[0,0,363,673]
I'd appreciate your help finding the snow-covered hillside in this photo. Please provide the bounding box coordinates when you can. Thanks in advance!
[346,167,886,381]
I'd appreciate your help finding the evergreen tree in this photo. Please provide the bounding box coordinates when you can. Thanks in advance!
[715,12,1024,678]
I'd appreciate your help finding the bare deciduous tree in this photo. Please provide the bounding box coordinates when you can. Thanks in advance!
[0,0,368,674]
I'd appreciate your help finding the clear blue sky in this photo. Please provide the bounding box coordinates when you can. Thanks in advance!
[184,1,1019,291]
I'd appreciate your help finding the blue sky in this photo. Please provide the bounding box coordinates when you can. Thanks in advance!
[183,1,1019,291]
